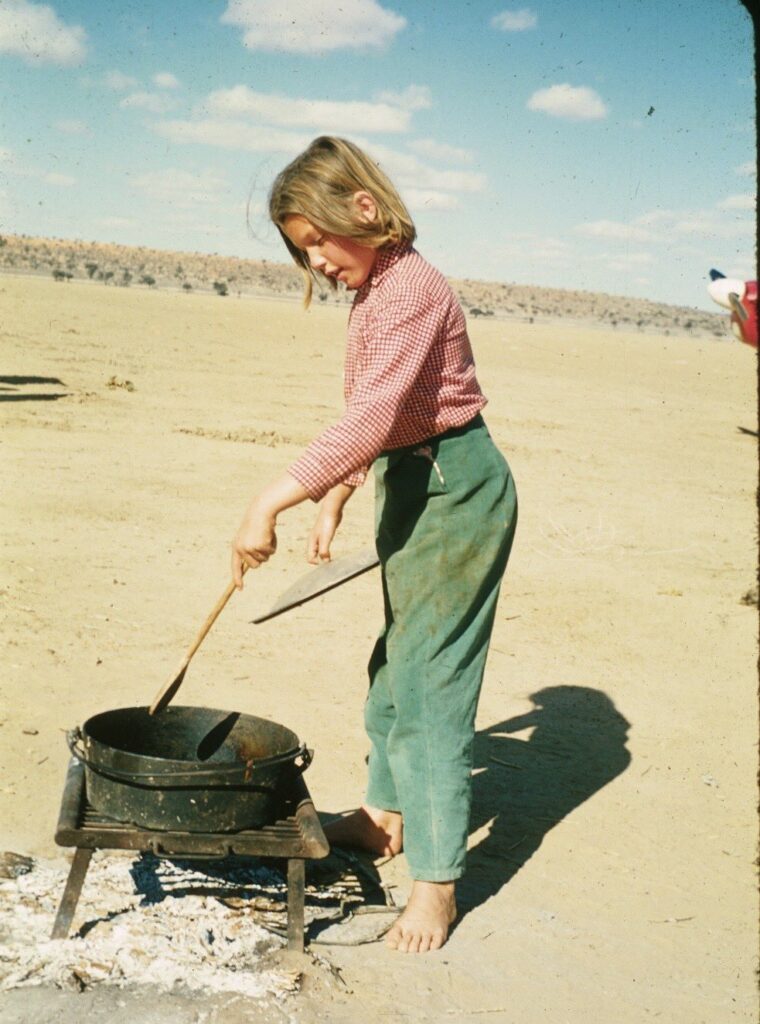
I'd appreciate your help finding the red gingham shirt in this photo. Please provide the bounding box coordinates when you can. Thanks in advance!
[288,244,487,501]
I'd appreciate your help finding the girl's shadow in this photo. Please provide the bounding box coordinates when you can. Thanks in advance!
[458,685,631,915]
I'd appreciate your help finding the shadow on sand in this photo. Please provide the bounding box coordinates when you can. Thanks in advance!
[457,685,631,916]
[0,374,67,402]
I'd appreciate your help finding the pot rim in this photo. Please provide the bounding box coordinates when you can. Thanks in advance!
[78,705,302,770]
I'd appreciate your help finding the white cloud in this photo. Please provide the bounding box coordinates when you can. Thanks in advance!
[717,193,755,211]
[592,251,654,271]
[162,202,246,231]
[54,118,88,135]
[220,0,405,54]
[491,8,537,32]
[577,203,756,249]
[105,70,138,90]
[99,216,134,229]
[401,188,459,211]
[408,138,474,165]
[203,86,411,133]
[0,150,76,186]
[154,116,487,212]
[672,214,755,238]
[632,209,679,228]
[0,0,86,65]
[640,205,753,240]
[375,85,432,111]
[490,234,580,275]
[120,92,179,114]
[43,171,76,186]
[528,237,575,263]
[365,141,486,194]
[527,83,608,121]
[576,219,655,242]
[0,149,75,186]
[356,141,487,202]
[154,72,181,89]
[735,161,756,178]
[0,148,24,179]
[155,119,310,155]
[132,168,229,207]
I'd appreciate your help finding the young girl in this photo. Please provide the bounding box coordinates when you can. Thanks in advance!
[232,136,517,954]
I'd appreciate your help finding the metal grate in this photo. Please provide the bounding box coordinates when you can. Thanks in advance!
[52,758,328,950]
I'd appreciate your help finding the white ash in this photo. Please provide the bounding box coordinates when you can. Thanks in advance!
[0,852,311,999]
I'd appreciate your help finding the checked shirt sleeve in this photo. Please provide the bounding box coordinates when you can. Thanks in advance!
[289,287,446,501]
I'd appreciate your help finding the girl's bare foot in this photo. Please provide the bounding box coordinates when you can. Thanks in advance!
[323,804,403,858]
[385,880,457,953]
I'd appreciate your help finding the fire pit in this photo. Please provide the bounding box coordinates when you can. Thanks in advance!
[52,753,329,951]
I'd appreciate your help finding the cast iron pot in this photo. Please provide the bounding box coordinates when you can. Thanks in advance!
[67,705,311,833]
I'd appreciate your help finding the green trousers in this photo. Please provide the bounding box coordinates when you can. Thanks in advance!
[365,415,517,881]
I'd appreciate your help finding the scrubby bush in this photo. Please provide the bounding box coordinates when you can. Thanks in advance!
[213,281,228,297]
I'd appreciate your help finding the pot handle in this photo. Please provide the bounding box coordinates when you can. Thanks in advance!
[65,729,313,780]
[67,727,111,775]
[245,743,312,775]
[67,727,92,766]
[294,745,313,775]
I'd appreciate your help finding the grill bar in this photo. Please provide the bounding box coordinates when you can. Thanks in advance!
[53,758,328,950]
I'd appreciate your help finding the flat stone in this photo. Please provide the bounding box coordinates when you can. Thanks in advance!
[0,853,33,879]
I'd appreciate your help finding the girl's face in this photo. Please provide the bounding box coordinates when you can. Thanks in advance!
[282,213,378,291]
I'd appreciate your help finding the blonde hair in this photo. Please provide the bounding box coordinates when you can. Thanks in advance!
[268,136,416,306]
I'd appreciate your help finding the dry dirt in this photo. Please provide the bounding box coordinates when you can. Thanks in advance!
[0,272,757,1023]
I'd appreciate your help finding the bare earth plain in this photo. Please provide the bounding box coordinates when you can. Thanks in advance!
[0,271,757,1023]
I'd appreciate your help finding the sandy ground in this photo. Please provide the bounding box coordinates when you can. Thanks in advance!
[1,275,757,1023]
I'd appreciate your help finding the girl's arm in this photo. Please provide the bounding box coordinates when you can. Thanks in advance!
[288,286,446,502]
[232,477,356,587]
[232,472,309,588]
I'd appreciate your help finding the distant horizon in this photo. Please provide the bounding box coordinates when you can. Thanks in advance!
[1,230,729,322]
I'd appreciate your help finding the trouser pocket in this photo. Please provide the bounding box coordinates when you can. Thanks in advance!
[411,445,447,491]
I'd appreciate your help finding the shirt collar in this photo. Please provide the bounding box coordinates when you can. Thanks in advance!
[365,242,411,289]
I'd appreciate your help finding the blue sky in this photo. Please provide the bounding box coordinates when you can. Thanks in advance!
[0,0,755,310]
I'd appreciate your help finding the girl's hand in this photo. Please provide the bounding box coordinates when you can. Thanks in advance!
[231,473,311,589]
[232,500,277,588]
[308,505,342,564]
[307,483,355,564]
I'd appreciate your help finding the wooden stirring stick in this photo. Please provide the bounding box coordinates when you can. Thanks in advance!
[149,566,247,715]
